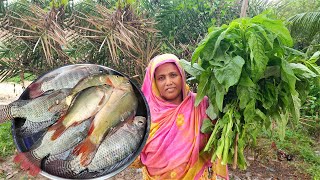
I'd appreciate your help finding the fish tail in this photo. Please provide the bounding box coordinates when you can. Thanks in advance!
[28,82,44,98]
[72,138,97,166]
[44,159,76,178]
[13,152,41,176]
[0,105,13,124]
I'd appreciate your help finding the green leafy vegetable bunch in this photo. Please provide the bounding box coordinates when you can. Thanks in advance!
[180,12,320,169]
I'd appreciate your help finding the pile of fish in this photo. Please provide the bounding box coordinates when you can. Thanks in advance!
[0,64,146,179]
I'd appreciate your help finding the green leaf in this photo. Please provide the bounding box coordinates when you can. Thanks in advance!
[206,101,219,120]
[251,24,274,49]
[248,32,269,82]
[195,71,210,106]
[251,12,293,47]
[179,59,204,77]
[255,109,268,126]
[238,70,255,87]
[290,63,318,79]
[309,51,320,62]
[214,55,245,92]
[192,28,225,64]
[258,81,278,110]
[281,59,297,91]
[288,90,301,123]
[237,85,256,110]
[212,76,225,112]
[262,66,281,79]
[201,118,214,134]
[277,112,289,141]
[243,100,256,123]
[212,22,238,58]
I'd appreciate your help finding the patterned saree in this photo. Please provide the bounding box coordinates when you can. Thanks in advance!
[140,54,229,180]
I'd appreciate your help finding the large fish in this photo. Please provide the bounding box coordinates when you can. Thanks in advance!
[72,75,138,166]
[0,89,71,135]
[27,64,107,98]
[43,116,146,178]
[63,74,114,106]
[48,85,113,140]
[13,119,91,176]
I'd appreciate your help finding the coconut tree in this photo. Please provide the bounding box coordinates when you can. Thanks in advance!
[287,12,320,55]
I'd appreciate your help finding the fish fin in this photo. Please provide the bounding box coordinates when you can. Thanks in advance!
[49,123,66,141]
[106,76,114,87]
[28,82,44,99]
[87,122,95,136]
[72,139,97,166]
[13,152,41,176]
[48,115,67,140]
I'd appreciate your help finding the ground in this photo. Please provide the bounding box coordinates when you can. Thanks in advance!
[0,82,312,180]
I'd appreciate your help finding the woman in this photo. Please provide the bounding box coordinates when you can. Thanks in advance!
[135,54,228,180]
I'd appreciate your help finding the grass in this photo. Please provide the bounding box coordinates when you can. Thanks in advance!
[0,122,15,158]
[256,117,320,179]
[6,73,36,83]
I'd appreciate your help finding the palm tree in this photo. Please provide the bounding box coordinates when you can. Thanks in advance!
[287,11,320,55]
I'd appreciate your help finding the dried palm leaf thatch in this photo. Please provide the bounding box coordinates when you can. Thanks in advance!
[70,3,160,84]
[0,28,23,82]
[5,2,69,69]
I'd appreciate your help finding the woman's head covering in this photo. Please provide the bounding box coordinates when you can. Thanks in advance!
[140,54,229,180]
[141,53,189,103]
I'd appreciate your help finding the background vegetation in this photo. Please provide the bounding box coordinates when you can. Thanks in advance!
[0,0,319,178]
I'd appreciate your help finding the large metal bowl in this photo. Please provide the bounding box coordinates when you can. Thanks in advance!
[11,64,150,180]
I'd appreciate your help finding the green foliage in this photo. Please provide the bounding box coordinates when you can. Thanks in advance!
[6,73,36,83]
[275,0,320,20]
[182,12,320,169]
[287,12,320,54]
[267,124,320,179]
[0,122,15,157]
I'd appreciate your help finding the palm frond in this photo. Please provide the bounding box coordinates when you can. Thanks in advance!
[287,12,320,40]
[69,2,160,84]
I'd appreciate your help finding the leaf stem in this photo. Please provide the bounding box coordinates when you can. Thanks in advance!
[233,132,239,169]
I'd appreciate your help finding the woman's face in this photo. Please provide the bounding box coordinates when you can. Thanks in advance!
[154,62,183,105]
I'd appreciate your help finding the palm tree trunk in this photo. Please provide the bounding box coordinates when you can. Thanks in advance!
[240,0,248,17]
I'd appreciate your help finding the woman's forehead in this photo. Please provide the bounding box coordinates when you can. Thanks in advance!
[155,62,181,76]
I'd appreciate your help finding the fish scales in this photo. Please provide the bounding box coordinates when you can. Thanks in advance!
[13,119,91,177]
[48,85,113,140]
[0,104,16,123]
[14,89,71,136]
[33,120,90,159]
[41,68,92,92]
[43,116,146,178]
[28,65,107,98]
[72,75,138,166]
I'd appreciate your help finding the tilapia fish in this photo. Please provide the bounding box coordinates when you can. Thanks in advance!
[28,64,107,98]
[64,74,114,106]
[72,75,138,166]
[14,119,91,176]
[43,116,146,179]
[0,89,71,135]
[48,85,113,140]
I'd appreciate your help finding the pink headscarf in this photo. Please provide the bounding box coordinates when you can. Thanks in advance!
[140,54,213,179]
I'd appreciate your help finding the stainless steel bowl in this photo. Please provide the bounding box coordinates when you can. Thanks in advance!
[11,64,150,180]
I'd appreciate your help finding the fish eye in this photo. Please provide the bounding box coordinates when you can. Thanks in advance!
[138,120,144,124]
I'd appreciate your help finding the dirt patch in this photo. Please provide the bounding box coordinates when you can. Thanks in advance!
[229,159,311,180]
[1,155,311,179]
